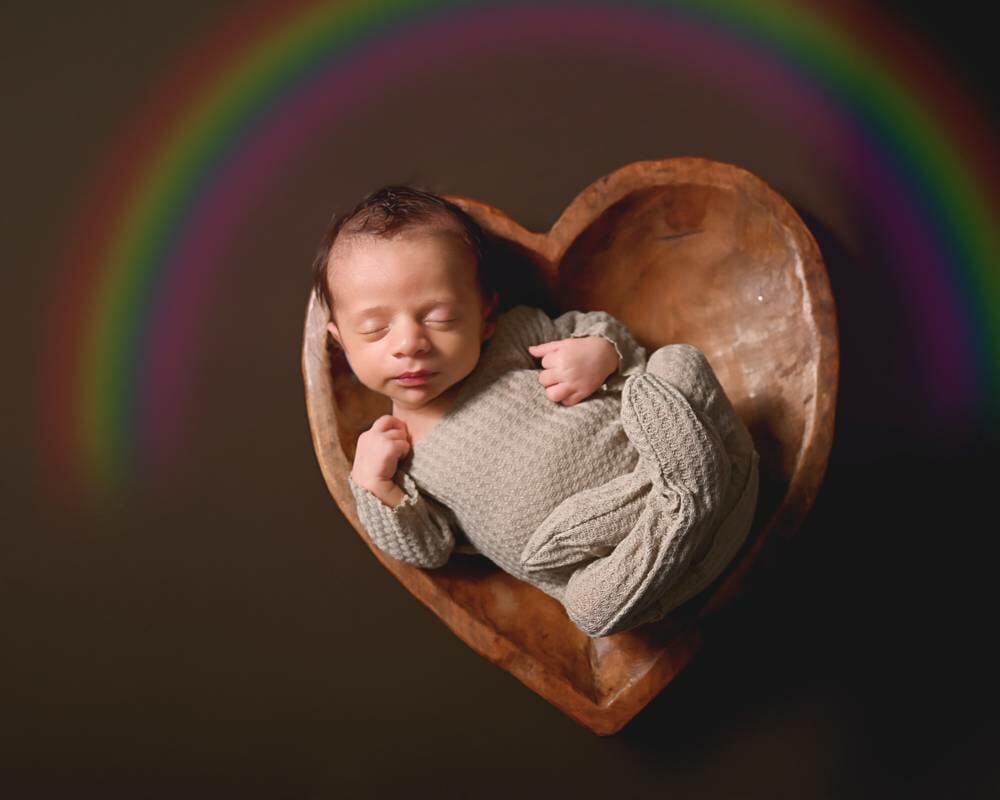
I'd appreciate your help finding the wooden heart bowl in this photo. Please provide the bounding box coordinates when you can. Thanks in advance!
[302,158,838,734]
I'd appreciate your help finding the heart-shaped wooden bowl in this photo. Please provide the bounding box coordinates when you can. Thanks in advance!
[302,158,838,734]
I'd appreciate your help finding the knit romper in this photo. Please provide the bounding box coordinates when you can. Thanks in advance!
[348,305,759,638]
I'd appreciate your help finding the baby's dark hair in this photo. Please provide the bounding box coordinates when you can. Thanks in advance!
[310,185,495,318]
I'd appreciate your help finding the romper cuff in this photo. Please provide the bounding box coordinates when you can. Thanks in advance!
[347,472,453,567]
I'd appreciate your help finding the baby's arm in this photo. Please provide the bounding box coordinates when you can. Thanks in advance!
[348,472,457,568]
[348,415,455,568]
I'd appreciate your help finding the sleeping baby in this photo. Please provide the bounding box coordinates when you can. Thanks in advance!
[311,185,759,637]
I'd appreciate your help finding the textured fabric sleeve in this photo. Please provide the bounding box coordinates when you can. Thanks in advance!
[348,472,456,568]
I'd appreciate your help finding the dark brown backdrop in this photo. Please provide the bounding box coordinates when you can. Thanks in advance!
[3,1,997,797]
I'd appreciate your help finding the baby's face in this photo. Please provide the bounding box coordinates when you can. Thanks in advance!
[325,230,496,415]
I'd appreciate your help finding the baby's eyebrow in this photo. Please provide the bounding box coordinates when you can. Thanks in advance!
[353,304,392,320]
[353,300,458,319]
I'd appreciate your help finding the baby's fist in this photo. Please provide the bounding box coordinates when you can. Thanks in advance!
[351,415,411,496]
[528,336,620,406]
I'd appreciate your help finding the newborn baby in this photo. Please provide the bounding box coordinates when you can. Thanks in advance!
[311,185,759,637]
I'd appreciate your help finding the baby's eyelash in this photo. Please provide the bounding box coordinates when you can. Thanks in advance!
[357,318,455,335]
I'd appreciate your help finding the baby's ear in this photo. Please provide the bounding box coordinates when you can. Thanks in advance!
[481,291,499,341]
[326,320,343,348]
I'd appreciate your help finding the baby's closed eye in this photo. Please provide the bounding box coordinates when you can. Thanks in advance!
[358,315,457,336]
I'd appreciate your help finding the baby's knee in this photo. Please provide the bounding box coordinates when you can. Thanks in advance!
[646,344,714,397]
[646,344,751,454]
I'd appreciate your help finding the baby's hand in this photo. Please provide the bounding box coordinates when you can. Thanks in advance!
[528,337,620,406]
[352,415,411,504]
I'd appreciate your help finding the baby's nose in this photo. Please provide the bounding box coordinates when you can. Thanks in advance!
[392,323,430,357]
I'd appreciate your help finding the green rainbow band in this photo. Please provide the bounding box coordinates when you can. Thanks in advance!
[51,0,998,495]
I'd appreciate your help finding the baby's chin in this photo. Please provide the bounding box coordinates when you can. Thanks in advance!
[389,378,465,412]
[389,389,435,408]
[380,376,436,399]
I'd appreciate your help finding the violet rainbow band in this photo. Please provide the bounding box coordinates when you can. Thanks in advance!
[36,0,999,500]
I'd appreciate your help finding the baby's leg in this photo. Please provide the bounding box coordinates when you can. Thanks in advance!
[517,344,735,580]
[559,360,730,636]
[519,467,650,577]
[643,344,759,611]
[646,344,755,460]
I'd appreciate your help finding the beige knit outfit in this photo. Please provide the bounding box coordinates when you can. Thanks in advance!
[348,305,759,637]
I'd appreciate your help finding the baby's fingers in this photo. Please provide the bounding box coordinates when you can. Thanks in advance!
[537,368,561,388]
[528,341,560,358]
[545,380,589,406]
[544,383,573,404]
[372,414,408,433]
[379,437,409,465]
